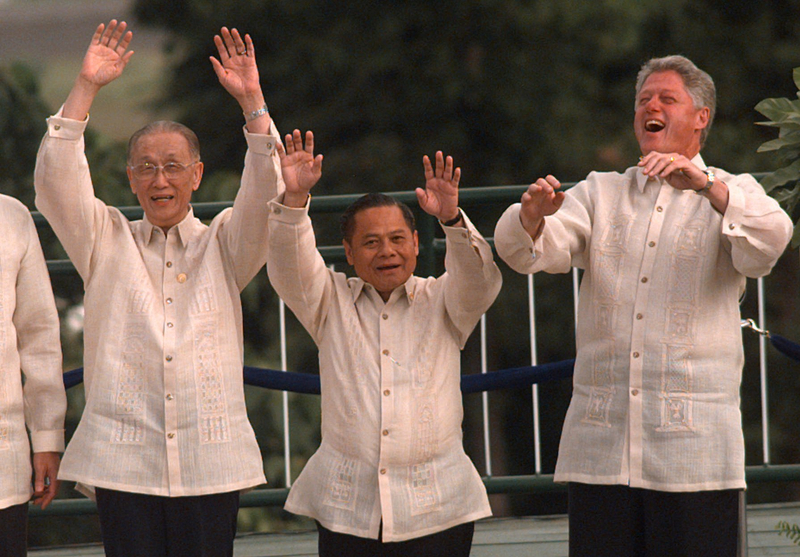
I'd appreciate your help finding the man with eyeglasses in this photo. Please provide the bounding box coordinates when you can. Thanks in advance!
[34,20,283,557]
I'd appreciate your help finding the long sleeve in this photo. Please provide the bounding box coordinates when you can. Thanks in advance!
[16,208,66,453]
[33,110,110,281]
[718,169,793,277]
[220,122,285,290]
[265,196,332,344]
[440,212,502,347]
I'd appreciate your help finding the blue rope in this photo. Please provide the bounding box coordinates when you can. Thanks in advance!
[62,360,576,394]
[769,334,800,362]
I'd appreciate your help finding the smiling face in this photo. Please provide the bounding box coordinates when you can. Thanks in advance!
[343,206,419,302]
[126,132,204,232]
[634,70,709,158]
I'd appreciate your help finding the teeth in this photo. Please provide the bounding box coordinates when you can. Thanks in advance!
[645,119,665,132]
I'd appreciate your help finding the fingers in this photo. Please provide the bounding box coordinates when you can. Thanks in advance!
[217,27,249,59]
[423,151,459,185]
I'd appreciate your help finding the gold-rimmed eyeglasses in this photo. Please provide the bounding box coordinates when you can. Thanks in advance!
[128,161,199,181]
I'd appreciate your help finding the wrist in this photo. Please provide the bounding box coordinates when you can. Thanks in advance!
[282,192,309,208]
[439,209,462,227]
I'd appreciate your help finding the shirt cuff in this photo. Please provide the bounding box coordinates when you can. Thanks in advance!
[244,121,281,156]
[268,194,310,224]
[722,180,746,238]
[46,105,89,140]
[30,430,65,454]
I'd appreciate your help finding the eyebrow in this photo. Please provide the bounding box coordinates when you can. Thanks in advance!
[362,229,409,238]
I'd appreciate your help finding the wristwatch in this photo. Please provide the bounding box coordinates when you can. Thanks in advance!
[696,170,715,195]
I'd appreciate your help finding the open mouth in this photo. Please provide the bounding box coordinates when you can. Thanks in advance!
[644,119,665,132]
[377,264,400,272]
[152,195,174,202]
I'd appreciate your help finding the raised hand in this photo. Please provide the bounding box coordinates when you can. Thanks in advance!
[278,130,323,208]
[519,175,565,239]
[63,20,133,120]
[78,20,134,88]
[210,27,263,108]
[416,151,461,223]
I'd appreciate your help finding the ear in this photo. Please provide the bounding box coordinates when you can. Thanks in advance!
[126,166,137,195]
[413,230,419,256]
[696,106,710,132]
[192,161,204,192]
[343,239,354,265]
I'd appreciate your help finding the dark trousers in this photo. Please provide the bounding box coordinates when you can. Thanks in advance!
[95,488,239,557]
[0,503,27,557]
[568,482,740,557]
[317,520,475,557]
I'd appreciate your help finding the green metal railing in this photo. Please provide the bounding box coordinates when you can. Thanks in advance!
[28,179,800,520]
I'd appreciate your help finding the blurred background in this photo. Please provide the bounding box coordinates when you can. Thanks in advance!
[3,0,800,547]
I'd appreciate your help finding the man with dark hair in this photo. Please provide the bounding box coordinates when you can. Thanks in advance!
[494,55,792,556]
[34,20,282,557]
[267,130,501,556]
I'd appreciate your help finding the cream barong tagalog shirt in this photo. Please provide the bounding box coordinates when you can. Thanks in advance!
[0,195,65,509]
[34,110,284,497]
[267,197,501,542]
[494,155,792,492]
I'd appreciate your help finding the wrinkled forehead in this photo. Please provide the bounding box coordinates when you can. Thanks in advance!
[130,132,194,162]
[637,70,691,100]
[352,206,413,238]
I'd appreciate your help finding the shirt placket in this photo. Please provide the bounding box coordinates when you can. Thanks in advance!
[377,296,397,526]
[627,183,669,483]
[162,231,182,493]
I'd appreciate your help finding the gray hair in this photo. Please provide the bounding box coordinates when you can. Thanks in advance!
[127,121,201,164]
[635,55,716,147]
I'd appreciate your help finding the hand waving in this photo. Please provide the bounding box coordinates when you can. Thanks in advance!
[79,20,134,88]
[416,151,461,223]
[210,27,262,106]
[278,130,323,208]
[519,175,565,239]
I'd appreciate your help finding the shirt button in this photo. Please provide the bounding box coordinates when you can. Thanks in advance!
[166,355,173,362]
[382,429,389,436]
[166,298,173,305]
[273,206,282,215]
[167,322,174,328]
[633,352,640,359]
[380,468,387,475]
[166,394,174,401]
[631,389,639,396]
[656,206,663,212]
[167,433,175,439]
[383,390,390,396]
[166,261,173,268]
[641,277,648,283]
[729,223,736,230]
[382,349,389,356]
[408,293,414,301]
[636,314,643,320]
[177,273,187,283]
[382,314,388,320]
[54,125,61,131]
[648,241,656,247]
[267,142,273,149]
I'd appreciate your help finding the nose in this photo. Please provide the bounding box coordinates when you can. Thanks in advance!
[152,167,171,187]
[377,239,396,257]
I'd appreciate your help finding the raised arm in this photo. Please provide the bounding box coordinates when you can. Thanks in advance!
[63,20,134,120]
[210,27,270,134]
[517,175,566,240]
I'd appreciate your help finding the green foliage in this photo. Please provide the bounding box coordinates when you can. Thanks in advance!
[777,520,800,546]
[756,67,800,247]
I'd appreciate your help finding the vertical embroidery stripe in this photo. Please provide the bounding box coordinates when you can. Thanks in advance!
[194,318,229,443]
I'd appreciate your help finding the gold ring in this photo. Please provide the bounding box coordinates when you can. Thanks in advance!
[237,50,246,55]
[670,157,675,162]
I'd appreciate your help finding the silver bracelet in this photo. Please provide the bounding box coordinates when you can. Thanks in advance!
[244,104,268,122]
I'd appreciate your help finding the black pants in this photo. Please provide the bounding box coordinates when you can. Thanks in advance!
[317,520,475,557]
[95,488,239,557]
[568,482,740,557]
[0,503,27,557]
